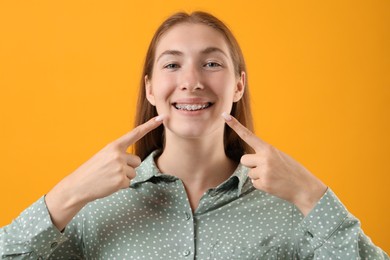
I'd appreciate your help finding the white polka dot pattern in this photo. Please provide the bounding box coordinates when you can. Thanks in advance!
[0,151,388,259]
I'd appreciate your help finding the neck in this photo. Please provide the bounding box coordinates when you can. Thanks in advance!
[156,130,237,191]
[155,128,238,212]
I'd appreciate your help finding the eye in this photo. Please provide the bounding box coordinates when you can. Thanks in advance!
[164,63,179,69]
[204,62,222,68]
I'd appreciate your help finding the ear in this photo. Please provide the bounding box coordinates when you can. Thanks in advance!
[145,75,156,106]
[233,71,245,102]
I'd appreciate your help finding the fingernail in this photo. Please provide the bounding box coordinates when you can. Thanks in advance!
[155,114,165,122]
[221,112,232,121]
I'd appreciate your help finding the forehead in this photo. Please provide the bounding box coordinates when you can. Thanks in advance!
[155,23,231,58]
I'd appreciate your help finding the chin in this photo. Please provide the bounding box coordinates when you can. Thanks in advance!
[165,119,223,140]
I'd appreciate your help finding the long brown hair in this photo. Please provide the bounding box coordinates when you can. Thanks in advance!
[134,11,254,161]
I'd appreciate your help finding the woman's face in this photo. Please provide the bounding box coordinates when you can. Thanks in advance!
[145,23,244,140]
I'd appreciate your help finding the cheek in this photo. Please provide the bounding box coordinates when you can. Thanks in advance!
[151,78,175,101]
[209,75,236,99]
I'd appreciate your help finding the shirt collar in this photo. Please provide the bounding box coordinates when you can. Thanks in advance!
[131,150,250,197]
[130,150,171,188]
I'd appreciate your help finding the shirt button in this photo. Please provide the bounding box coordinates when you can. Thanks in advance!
[183,250,191,256]
[51,242,58,248]
[185,212,191,220]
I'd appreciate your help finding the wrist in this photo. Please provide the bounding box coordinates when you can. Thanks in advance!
[45,178,88,231]
[293,181,327,217]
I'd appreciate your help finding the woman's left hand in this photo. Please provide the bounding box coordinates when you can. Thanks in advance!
[223,113,327,216]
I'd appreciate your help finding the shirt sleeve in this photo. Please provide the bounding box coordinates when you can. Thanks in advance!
[0,196,84,259]
[295,188,389,259]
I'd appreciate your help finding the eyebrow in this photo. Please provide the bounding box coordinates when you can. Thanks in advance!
[156,50,183,62]
[201,47,228,57]
[156,47,228,62]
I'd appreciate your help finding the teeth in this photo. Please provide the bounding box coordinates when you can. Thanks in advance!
[174,103,210,111]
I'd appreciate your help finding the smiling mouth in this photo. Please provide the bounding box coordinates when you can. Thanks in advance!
[172,102,213,111]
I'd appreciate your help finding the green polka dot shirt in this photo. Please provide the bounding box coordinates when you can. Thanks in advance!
[1,151,388,259]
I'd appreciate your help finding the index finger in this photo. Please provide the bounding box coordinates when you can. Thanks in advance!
[115,115,165,149]
[222,112,266,152]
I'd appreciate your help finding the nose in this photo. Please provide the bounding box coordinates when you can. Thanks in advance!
[178,65,204,91]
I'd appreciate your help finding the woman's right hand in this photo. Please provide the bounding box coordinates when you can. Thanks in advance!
[45,115,165,231]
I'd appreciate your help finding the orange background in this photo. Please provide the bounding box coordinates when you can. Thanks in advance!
[0,0,389,253]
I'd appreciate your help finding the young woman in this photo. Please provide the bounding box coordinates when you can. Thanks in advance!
[0,11,388,259]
